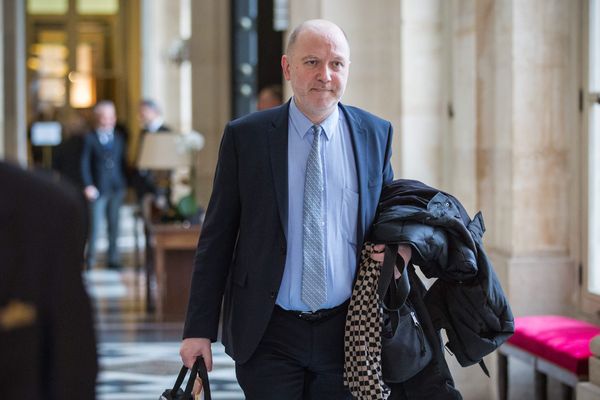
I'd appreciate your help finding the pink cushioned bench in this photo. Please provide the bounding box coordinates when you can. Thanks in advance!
[498,316,600,400]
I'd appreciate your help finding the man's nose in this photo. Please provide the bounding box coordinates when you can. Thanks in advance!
[318,65,332,82]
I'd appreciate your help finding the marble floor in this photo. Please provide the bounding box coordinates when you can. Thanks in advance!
[84,203,243,399]
[87,268,244,400]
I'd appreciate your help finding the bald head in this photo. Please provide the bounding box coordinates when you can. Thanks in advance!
[286,19,350,58]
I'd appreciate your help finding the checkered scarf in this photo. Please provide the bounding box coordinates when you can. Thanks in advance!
[343,242,390,399]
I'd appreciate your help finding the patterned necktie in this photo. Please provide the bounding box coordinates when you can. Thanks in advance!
[302,125,327,311]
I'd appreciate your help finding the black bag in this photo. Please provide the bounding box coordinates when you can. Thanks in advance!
[160,356,212,400]
[378,244,432,383]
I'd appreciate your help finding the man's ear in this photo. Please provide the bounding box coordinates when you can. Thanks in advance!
[281,55,291,81]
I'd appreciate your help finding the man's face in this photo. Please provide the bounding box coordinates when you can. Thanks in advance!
[95,105,116,130]
[282,25,350,123]
[139,105,158,125]
[257,90,281,111]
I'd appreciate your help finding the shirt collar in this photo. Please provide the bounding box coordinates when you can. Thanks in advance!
[146,117,164,133]
[289,97,339,141]
[96,128,113,136]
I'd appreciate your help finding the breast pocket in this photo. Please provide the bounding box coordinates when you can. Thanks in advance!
[340,188,359,246]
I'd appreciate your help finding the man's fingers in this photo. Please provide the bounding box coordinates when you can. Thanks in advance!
[372,244,385,252]
[370,252,384,262]
[369,243,385,262]
[202,347,213,372]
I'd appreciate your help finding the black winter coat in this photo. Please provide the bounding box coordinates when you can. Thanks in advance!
[370,179,514,369]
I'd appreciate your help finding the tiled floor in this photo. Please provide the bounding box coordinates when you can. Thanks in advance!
[87,269,243,400]
[85,205,243,399]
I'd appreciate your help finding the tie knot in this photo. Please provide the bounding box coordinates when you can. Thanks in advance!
[312,125,322,138]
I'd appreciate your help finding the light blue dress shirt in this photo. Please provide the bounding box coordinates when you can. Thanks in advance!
[276,98,359,311]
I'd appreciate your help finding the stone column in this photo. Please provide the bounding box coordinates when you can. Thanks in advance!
[400,0,445,187]
[2,0,26,163]
[443,0,478,214]
[141,0,183,131]
[475,0,580,316]
[189,0,231,207]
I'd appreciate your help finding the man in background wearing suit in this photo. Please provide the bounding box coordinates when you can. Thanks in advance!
[81,100,128,270]
[180,19,409,399]
[0,161,97,399]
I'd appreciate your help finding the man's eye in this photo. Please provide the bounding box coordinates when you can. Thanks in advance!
[333,61,344,69]
[305,60,317,65]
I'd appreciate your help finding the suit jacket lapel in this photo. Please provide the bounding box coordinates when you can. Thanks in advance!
[340,103,368,245]
[267,102,290,238]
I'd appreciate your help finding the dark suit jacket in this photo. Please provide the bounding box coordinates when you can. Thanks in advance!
[0,162,97,399]
[81,128,127,193]
[53,134,86,190]
[183,102,394,363]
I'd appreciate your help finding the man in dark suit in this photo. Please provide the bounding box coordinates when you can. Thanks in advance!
[180,19,409,399]
[0,161,97,399]
[81,100,128,270]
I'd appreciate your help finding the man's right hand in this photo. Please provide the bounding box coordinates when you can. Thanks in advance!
[180,338,213,371]
[84,185,99,201]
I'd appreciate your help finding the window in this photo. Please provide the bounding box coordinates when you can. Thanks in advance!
[27,0,68,15]
[583,0,600,310]
[77,0,119,15]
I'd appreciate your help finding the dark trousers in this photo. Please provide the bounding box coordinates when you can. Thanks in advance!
[387,357,463,400]
[235,305,353,400]
[86,188,125,267]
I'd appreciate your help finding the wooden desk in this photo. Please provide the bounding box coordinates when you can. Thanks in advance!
[147,222,200,321]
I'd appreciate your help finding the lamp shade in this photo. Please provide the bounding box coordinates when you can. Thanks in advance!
[137,133,191,169]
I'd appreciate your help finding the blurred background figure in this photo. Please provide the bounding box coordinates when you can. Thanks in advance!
[133,99,172,208]
[52,107,90,194]
[256,84,283,111]
[139,99,171,134]
[0,161,97,399]
[81,100,128,270]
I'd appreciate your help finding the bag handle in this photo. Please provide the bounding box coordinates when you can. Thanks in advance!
[170,356,212,400]
[196,356,212,400]
[377,243,410,310]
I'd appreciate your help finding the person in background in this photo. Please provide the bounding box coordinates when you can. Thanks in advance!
[0,161,97,399]
[139,99,171,134]
[180,19,410,399]
[81,100,128,270]
[132,99,172,207]
[257,84,284,110]
[52,107,89,192]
